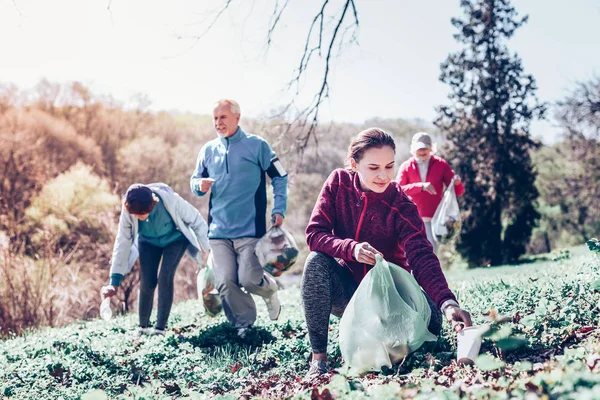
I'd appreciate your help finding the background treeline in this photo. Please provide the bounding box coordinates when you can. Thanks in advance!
[0,78,598,336]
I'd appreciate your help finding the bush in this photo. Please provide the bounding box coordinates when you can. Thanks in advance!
[24,162,119,255]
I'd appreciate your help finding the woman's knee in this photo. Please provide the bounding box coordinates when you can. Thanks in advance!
[140,277,158,292]
[304,251,336,274]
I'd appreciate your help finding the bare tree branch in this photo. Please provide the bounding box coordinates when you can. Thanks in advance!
[11,0,22,18]
[184,0,237,46]
[291,0,359,153]
[266,0,291,48]
[176,0,360,164]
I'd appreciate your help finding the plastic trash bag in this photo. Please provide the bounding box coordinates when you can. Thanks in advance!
[255,227,299,277]
[339,256,438,374]
[197,253,222,317]
[431,177,462,244]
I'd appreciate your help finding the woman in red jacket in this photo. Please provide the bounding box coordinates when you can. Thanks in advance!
[396,132,464,253]
[302,128,471,379]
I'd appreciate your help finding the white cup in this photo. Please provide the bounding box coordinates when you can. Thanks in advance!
[456,325,486,364]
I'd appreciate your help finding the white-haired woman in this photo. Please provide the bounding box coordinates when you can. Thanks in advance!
[396,132,464,253]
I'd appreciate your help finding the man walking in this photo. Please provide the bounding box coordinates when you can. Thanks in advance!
[190,99,288,337]
[396,132,464,253]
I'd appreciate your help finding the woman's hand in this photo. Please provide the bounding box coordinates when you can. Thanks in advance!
[101,285,118,299]
[353,242,383,265]
[444,305,472,332]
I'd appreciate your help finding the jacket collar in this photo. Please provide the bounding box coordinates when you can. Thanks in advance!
[219,126,246,145]
[411,154,439,167]
[351,171,396,202]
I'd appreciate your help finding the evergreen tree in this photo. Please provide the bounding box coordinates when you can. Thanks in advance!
[435,0,545,266]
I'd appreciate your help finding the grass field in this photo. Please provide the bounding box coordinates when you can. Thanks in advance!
[1,245,600,399]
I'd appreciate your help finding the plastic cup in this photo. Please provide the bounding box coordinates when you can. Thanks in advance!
[456,326,485,365]
[100,297,112,321]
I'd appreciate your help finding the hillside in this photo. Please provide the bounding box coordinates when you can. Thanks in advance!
[1,246,600,399]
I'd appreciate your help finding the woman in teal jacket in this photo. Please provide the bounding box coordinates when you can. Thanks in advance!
[101,183,210,335]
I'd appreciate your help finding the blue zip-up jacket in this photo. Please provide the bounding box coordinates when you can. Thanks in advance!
[190,127,288,239]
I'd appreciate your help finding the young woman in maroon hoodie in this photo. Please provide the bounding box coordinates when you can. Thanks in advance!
[302,128,472,378]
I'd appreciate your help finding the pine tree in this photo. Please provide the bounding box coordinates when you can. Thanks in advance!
[435,0,545,266]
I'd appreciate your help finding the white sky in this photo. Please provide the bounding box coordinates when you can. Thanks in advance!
[1,0,599,143]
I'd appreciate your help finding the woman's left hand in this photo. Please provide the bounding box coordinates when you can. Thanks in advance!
[444,305,472,332]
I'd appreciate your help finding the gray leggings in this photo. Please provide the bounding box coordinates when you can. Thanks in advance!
[138,238,188,330]
[301,251,443,354]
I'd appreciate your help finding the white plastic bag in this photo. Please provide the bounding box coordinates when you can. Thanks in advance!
[431,178,462,244]
[339,256,437,374]
[197,253,222,317]
[255,227,299,277]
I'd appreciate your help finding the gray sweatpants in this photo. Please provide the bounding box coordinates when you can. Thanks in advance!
[210,238,278,328]
[138,238,188,330]
[301,251,443,354]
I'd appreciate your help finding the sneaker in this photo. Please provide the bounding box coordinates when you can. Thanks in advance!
[264,292,281,321]
[135,327,154,337]
[304,359,328,381]
[151,328,166,336]
[237,327,249,339]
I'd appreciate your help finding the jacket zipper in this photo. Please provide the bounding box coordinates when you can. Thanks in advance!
[354,193,368,277]
[225,138,230,174]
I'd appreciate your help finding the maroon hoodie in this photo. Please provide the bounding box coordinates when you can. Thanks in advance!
[306,168,457,308]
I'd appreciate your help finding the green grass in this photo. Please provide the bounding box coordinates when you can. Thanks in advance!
[2,246,600,399]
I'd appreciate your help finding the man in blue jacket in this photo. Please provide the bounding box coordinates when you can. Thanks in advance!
[190,99,288,337]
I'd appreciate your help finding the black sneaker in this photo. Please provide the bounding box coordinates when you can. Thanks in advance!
[303,359,328,381]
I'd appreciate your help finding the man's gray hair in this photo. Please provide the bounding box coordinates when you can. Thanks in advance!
[215,99,241,115]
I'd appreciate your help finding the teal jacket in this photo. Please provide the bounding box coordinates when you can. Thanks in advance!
[190,127,288,239]
[109,183,210,280]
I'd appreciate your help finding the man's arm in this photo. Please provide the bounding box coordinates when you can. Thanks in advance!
[442,161,465,196]
[396,161,423,195]
[190,146,210,196]
[259,140,288,219]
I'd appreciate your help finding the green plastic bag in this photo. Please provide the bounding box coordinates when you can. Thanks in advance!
[197,253,222,317]
[339,255,438,374]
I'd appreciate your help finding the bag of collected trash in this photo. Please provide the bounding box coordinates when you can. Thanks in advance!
[255,227,299,277]
[339,255,438,374]
[197,253,222,317]
[431,177,462,244]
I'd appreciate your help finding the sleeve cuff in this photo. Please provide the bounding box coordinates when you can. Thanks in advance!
[110,273,124,287]
[440,299,459,313]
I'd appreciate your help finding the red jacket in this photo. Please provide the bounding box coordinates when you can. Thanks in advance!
[396,155,464,219]
[306,169,457,308]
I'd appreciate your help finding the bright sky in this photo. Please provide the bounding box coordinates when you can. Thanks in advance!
[1,0,599,143]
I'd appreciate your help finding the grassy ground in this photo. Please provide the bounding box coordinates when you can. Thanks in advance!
[1,246,600,399]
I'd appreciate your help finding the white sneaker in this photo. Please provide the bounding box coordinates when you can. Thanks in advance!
[135,327,154,337]
[151,328,166,336]
[237,327,249,339]
[264,292,281,321]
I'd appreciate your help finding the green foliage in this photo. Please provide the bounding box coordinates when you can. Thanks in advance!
[588,238,600,254]
[2,248,600,398]
[435,0,545,266]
